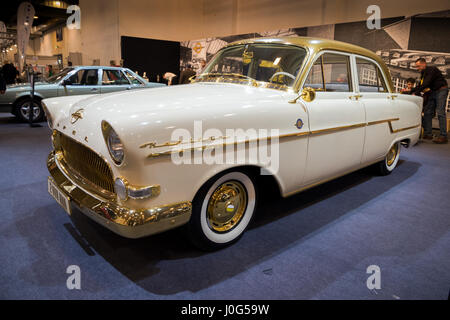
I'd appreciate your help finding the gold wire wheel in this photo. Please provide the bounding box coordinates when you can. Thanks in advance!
[206,180,248,233]
[386,143,399,166]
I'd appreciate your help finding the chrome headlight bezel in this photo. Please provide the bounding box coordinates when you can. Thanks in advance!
[102,121,124,165]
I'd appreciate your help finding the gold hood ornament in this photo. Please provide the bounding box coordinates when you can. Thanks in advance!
[70,108,84,124]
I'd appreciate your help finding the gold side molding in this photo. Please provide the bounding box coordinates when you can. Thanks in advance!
[143,118,420,159]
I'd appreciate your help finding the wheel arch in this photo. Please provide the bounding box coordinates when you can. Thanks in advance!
[13,94,44,108]
[191,164,283,203]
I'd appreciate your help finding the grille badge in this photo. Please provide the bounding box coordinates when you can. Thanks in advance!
[71,108,84,124]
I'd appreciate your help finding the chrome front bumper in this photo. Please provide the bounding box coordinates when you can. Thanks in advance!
[47,151,192,239]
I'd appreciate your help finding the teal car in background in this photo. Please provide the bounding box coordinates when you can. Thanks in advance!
[0,66,165,122]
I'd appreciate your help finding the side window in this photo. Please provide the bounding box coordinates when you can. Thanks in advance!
[356,58,387,92]
[102,70,130,85]
[66,69,98,85]
[304,62,323,90]
[124,70,144,85]
[304,53,352,92]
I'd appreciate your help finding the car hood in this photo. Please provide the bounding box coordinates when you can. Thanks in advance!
[45,82,297,170]
[67,82,291,118]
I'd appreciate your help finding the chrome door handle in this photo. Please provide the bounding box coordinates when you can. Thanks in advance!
[349,94,362,101]
[91,88,98,91]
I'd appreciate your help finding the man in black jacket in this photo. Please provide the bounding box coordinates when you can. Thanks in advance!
[179,63,196,84]
[414,58,448,144]
[0,67,6,94]
[2,62,18,85]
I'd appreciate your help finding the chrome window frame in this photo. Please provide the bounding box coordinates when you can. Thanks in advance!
[299,50,357,94]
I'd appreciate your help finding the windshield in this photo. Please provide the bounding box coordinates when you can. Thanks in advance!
[46,67,74,83]
[198,43,307,90]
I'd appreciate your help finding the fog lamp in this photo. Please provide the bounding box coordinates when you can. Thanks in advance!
[128,185,161,199]
[114,178,128,200]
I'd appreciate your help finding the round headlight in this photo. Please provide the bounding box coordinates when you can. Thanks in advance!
[102,121,124,165]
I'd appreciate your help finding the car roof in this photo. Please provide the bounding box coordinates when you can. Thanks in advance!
[228,36,381,62]
[72,66,128,70]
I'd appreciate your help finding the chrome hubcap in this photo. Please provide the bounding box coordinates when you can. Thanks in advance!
[207,180,248,233]
[386,143,399,166]
[20,102,40,119]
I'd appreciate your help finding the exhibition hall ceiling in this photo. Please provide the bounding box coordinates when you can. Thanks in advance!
[0,0,79,32]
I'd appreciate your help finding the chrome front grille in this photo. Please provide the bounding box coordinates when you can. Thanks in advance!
[53,131,115,197]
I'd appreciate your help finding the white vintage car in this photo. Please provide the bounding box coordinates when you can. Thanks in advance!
[44,37,422,250]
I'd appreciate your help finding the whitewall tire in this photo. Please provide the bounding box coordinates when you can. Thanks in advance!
[376,142,401,175]
[187,170,257,250]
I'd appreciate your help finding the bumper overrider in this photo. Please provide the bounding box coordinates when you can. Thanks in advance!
[47,151,192,238]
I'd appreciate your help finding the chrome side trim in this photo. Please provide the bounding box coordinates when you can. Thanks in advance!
[143,118,419,159]
[388,122,421,133]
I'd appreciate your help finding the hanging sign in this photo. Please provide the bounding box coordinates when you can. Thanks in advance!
[17,2,35,72]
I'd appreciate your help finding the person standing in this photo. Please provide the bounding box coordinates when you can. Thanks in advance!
[179,63,196,84]
[48,65,53,78]
[414,58,449,144]
[0,66,6,94]
[2,62,19,84]
[197,59,207,75]
[163,72,177,86]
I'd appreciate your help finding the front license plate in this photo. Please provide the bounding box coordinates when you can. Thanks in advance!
[48,177,72,215]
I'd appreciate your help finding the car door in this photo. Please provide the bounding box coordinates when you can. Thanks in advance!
[58,68,101,96]
[301,51,366,185]
[100,69,132,94]
[354,55,396,163]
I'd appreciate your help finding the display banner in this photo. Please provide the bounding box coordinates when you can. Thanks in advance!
[191,40,206,60]
[16,2,35,72]
[180,11,450,94]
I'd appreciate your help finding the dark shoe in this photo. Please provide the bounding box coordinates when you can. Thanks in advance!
[433,136,448,144]
[422,134,433,140]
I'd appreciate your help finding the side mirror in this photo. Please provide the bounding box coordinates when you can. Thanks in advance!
[289,87,316,104]
[188,75,197,83]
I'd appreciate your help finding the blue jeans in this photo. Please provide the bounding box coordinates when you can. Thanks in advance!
[423,87,448,137]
